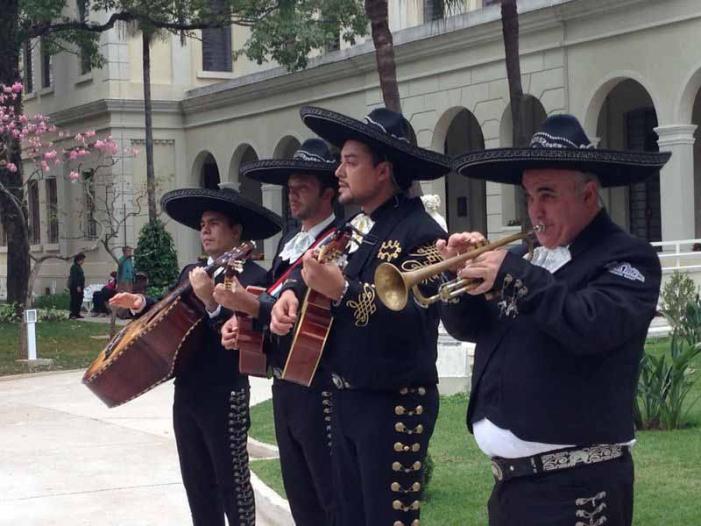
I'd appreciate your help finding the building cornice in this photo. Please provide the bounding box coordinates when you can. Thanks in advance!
[50,99,182,127]
[180,0,570,120]
[186,0,675,122]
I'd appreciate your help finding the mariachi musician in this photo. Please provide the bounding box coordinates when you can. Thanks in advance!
[438,114,668,526]
[110,185,282,526]
[271,106,452,526]
[213,138,342,525]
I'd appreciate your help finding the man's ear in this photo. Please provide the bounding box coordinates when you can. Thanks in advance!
[231,223,243,241]
[583,181,599,208]
[376,160,393,184]
[321,186,336,203]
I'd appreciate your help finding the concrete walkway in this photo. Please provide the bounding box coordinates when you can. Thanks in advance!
[0,370,288,526]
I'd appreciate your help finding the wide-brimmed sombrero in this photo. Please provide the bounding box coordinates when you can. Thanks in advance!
[241,138,338,187]
[300,106,451,184]
[455,114,671,187]
[160,185,283,239]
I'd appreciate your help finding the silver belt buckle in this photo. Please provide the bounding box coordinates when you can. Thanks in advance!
[332,373,350,389]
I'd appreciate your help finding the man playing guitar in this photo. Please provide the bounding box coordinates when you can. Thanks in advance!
[215,138,342,526]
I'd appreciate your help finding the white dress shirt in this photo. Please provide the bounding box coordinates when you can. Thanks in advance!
[278,214,336,262]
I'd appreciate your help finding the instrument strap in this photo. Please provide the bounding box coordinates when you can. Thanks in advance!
[266,225,337,297]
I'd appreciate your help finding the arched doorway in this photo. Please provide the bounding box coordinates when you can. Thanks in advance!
[192,151,220,189]
[442,108,487,234]
[229,144,265,255]
[273,136,301,159]
[692,85,701,237]
[596,79,661,242]
[273,136,301,230]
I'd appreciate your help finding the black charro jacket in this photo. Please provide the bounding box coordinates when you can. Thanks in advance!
[257,217,342,374]
[314,194,447,391]
[440,210,661,445]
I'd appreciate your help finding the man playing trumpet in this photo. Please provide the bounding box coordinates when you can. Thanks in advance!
[438,114,668,526]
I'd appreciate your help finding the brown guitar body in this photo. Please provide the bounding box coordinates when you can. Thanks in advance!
[280,226,352,387]
[83,243,255,408]
[237,286,267,378]
[282,289,334,386]
[82,289,205,408]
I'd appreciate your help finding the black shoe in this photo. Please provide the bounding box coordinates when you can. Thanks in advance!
[76,314,84,319]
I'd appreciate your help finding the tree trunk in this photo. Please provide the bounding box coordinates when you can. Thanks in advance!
[0,0,31,359]
[365,0,401,112]
[142,31,157,222]
[501,0,527,147]
[500,0,530,230]
[364,1,423,197]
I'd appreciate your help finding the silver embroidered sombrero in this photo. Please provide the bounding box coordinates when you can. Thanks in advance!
[241,138,338,187]
[454,114,671,187]
[161,185,283,240]
[300,106,451,184]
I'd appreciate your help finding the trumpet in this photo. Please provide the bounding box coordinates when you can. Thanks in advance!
[374,225,544,312]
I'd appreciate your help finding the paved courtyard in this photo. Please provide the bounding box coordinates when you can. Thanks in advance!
[0,370,279,526]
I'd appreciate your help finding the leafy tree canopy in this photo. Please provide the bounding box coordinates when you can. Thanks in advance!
[18,0,368,72]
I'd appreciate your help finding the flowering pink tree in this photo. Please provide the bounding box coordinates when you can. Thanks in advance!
[1,82,141,355]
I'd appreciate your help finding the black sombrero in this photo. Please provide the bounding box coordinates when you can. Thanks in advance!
[455,114,671,187]
[300,106,451,184]
[160,185,283,240]
[240,138,338,187]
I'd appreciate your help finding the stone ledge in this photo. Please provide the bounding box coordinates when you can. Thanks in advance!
[250,457,294,526]
[248,436,279,459]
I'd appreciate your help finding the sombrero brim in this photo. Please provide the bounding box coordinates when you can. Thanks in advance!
[300,106,451,181]
[160,188,283,239]
[454,148,671,187]
[240,159,338,187]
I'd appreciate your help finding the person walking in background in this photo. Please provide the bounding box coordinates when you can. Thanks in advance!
[68,253,86,319]
[117,246,135,292]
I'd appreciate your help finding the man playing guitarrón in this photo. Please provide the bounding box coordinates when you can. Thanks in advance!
[110,186,282,526]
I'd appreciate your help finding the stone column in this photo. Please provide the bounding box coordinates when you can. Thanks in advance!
[261,184,283,265]
[436,323,474,396]
[655,124,697,242]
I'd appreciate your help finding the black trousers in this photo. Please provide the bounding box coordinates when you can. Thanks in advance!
[173,385,255,526]
[272,380,335,525]
[92,287,115,314]
[488,451,634,526]
[69,287,82,317]
[331,385,439,526]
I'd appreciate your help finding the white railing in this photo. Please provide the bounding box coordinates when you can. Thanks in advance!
[651,239,701,272]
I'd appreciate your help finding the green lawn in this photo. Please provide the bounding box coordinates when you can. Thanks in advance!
[249,398,277,444]
[249,338,701,525]
[2,322,698,524]
[0,320,108,376]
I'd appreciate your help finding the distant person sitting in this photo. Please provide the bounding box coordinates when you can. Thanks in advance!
[91,271,117,316]
[117,246,135,292]
[68,253,86,319]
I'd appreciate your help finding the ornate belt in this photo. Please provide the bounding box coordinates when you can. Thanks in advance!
[490,444,630,482]
[331,373,353,390]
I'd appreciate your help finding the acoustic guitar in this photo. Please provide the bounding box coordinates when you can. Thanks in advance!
[282,226,353,386]
[82,243,254,408]
[221,258,267,378]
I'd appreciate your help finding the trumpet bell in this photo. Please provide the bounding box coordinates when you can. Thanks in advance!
[375,262,409,312]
